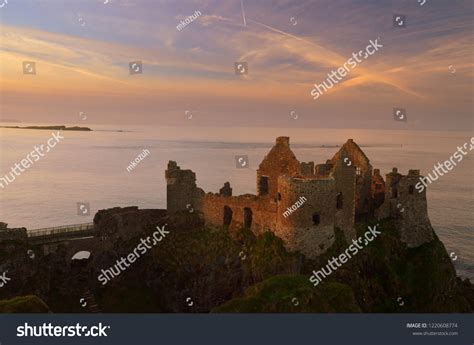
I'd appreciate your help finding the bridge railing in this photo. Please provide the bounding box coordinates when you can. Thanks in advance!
[28,222,95,238]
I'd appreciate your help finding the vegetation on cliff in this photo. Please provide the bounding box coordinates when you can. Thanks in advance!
[0,213,472,313]
[218,218,474,313]
[0,295,50,313]
[212,276,360,313]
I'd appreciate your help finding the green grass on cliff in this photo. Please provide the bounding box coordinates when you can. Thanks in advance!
[296,218,467,312]
[99,287,160,313]
[242,230,301,284]
[350,219,460,311]
[354,219,462,311]
[95,217,470,313]
[395,232,466,311]
[152,226,300,288]
[212,275,361,313]
[0,295,50,313]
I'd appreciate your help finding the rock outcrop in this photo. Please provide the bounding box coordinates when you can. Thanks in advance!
[1,208,471,313]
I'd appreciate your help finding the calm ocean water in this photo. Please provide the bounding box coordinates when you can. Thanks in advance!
[1,124,473,280]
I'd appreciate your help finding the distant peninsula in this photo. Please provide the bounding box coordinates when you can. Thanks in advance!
[0,125,92,131]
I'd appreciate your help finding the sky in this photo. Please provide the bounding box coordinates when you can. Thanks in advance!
[0,0,472,130]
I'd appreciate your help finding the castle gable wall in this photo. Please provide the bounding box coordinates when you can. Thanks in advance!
[257,137,300,199]
[330,139,373,216]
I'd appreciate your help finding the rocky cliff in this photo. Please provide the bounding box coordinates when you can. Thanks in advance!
[0,208,472,313]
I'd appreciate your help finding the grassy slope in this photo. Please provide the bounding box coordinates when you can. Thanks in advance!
[215,218,472,312]
[212,275,360,312]
[0,295,50,313]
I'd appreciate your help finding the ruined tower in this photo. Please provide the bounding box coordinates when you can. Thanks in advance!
[165,161,203,215]
[376,168,433,247]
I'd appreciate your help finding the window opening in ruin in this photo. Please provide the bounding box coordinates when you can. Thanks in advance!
[278,193,281,201]
[391,187,398,198]
[244,207,253,228]
[408,185,414,195]
[312,213,320,225]
[336,192,343,209]
[259,176,269,195]
[223,206,233,226]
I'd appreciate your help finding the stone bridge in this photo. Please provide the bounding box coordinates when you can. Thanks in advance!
[23,207,167,259]
[27,223,103,258]
[28,223,97,245]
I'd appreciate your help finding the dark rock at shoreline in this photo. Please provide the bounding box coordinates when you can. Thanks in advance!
[0,125,92,131]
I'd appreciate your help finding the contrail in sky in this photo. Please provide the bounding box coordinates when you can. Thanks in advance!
[240,0,247,26]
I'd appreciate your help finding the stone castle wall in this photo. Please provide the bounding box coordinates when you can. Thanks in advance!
[330,139,373,216]
[377,169,433,247]
[371,168,386,209]
[276,176,336,259]
[166,137,432,260]
[94,206,167,242]
[201,193,277,236]
[256,137,300,199]
[166,161,204,215]
[331,159,357,241]
[0,228,27,243]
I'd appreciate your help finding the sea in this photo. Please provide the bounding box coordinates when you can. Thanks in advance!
[1,124,472,281]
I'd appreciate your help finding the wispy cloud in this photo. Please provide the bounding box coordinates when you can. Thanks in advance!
[0,0,472,129]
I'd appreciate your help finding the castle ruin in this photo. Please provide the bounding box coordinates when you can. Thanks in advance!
[166,137,433,259]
